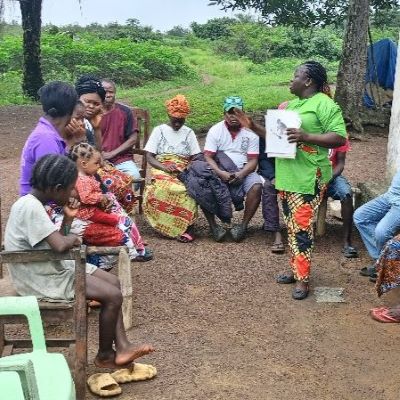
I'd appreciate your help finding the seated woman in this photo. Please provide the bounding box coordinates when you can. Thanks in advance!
[65,98,138,217]
[19,81,78,196]
[5,154,154,368]
[143,94,201,242]
[69,142,153,266]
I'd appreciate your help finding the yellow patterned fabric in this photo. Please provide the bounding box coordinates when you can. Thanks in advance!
[143,154,197,238]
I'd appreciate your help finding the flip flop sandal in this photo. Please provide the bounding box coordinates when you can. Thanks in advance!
[370,307,400,323]
[111,363,157,383]
[292,285,309,300]
[360,265,376,277]
[177,232,195,243]
[231,224,246,242]
[210,225,227,242]
[87,373,122,397]
[271,243,285,254]
[342,245,359,258]
[369,274,377,283]
[133,248,153,262]
[276,273,296,284]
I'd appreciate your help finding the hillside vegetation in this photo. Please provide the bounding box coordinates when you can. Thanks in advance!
[0,17,396,131]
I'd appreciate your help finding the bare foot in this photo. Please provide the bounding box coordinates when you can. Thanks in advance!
[94,351,130,369]
[115,344,155,366]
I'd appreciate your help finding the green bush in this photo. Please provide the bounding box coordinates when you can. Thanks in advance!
[0,33,193,86]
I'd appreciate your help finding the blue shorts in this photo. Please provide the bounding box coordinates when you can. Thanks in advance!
[327,175,352,201]
[243,172,262,194]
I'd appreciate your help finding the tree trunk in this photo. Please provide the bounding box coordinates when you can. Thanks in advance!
[19,0,44,100]
[386,34,400,181]
[334,0,369,133]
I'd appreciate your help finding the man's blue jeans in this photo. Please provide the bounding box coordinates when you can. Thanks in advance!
[353,194,400,260]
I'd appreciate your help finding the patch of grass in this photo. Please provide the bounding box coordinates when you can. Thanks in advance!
[120,47,304,133]
[0,71,34,106]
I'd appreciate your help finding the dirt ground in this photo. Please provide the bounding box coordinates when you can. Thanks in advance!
[0,106,398,400]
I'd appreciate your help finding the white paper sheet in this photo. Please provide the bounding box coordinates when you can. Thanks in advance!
[265,110,301,159]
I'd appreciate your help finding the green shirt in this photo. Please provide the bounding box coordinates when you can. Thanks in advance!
[275,93,346,194]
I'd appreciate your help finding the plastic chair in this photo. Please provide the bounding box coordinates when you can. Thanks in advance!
[0,371,26,400]
[0,296,75,400]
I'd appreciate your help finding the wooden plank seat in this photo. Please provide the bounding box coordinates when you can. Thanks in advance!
[316,186,361,237]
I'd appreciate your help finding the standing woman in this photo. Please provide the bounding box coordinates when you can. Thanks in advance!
[19,81,78,196]
[75,74,106,149]
[236,61,346,300]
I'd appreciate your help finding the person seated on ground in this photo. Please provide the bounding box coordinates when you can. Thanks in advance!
[327,139,358,258]
[19,81,78,196]
[354,168,400,280]
[143,94,200,243]
[258,137,284,253]
[100,78,141,181]
[370,234,400,323]
[69,142,153,265]
[203,96,262,242]
[5,154,154,368]
[75,74,106,149]
[232,61,347,300]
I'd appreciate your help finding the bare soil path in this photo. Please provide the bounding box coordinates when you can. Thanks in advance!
[0,106,397,400]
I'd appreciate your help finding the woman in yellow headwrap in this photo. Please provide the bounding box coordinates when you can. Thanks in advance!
[143,95,201,242]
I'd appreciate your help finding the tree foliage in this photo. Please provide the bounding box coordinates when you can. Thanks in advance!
[209,0,400,26]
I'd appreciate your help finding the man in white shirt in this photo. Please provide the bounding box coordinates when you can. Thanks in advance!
[203,96,262,242]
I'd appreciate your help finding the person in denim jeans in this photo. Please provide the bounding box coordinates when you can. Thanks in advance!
[354,169,400,278]
[327,142,358,258]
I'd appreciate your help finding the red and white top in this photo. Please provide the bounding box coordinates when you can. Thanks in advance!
[204,121,259,169]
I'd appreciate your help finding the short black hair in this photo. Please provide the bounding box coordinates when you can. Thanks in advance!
[30,154,78,191]
[38,81,78,118]
[75,74,106,102]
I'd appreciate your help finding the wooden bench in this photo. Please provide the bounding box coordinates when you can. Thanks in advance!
[0,245,133,400]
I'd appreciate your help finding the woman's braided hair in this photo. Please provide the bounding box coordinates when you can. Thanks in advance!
[69,142,96,162]
[30,154,77,191]
[302,60,332,98]
[75,74,106,102]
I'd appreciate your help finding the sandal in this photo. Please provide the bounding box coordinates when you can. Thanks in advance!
[231,223,246,242]
[87,373,122,397]
[276,273,296,284]
[360,265,376,277]
[271,242,285,254]
[292,284,309,300]
[210,225,227,242]
[342,245,359,258]
[177,232,195,243]
[370,307,400,323]
[133,248,153,262]
[111,363,157,383]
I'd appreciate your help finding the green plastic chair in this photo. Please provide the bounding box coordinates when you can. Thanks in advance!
[0,371,25,400]
[0,296,76,400]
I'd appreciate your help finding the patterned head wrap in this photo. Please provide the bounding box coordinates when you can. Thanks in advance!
[75,74,106,102]
[165,94,190,118]
[223,96,244,112]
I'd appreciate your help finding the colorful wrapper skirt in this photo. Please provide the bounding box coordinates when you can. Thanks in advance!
[144,154,197,238]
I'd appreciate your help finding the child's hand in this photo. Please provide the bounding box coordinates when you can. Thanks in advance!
[99,195,113,211]
[64,197,80,218]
